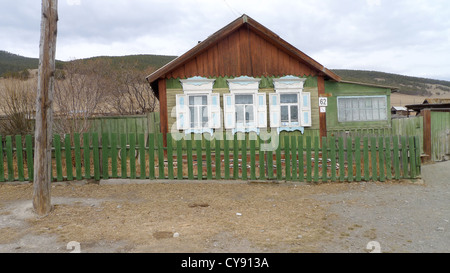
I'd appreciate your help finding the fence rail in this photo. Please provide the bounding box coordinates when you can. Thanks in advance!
[0,133,421,183]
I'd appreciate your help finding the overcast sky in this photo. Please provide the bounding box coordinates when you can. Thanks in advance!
[1,0,450,80]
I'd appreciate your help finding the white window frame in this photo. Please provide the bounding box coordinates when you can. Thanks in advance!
[224,76,267,134]
[271,76,310,131]
[280,93,301,127]
[337,96,388,123]
[176,77,219,134]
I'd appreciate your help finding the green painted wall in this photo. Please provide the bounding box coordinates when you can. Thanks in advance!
[324,81,392,132]
[166,77,393,141]
[165,75,320,134]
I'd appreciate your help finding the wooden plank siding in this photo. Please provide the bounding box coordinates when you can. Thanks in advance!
[430,112,450,161]
[165,26,318,80]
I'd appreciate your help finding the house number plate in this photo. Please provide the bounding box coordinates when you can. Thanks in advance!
[319,97,328,107]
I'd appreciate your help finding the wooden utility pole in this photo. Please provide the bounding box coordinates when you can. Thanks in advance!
[33,0,58,217]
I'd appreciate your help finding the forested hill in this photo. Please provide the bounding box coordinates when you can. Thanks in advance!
[332,69,450,96]
[0,50,40,76]
[1,50,449,96]
[0,50,177,76]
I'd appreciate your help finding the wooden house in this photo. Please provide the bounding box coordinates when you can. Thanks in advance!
[146,15,396,145]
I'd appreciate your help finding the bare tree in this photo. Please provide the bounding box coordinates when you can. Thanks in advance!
[106,64,158,115]
[53,59,108,135]
[0,79,37,136]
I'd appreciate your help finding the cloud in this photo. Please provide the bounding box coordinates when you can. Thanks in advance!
[67,0,81,6]
[1,0,449,80]
[366,0,381,7]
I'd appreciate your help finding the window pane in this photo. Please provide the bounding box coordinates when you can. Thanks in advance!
[345,109,352,122]
[366,109,373,121]
[379,108,387,120]
[190,106,196,128]
[281,94,298,103]
[372,109,379,120]
[246,105,254,122]
[352,109,359,121]
[189,95,207,106]
[281,106,289,122]
[291,105,298,122]
[372,98,379,109]
[202,106,208,126]
[235,95,253,105]
[236,105,244,122]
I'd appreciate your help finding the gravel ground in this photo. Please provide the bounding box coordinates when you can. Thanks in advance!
[315,160,450,253]
[0,161,448,253]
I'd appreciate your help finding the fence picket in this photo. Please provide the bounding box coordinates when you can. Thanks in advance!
[0,133,423,183]
[284,136,291,181]
[306,136,312,182]
[276,138,282,181]
[354,137,361,182]
[329,136,336,182]
[14,135,24,182]
[102,133,109,180]
[177,138,183,180]
[258,136,265,180]
[267,140,274,180]
[215,138,221,180]
[409,136,416,179]
[233,134,239,179]
[26,135,33,181]
[6,136,14,181]
[139,133,146,179]
[322,137,327,182]
[65,134,73,181]
[73,133,83,180]
[371,137,377,181]
[158,133,165,179]
[241,135,247,180]
[250,138,256,180]
[313,137,319,182]
[167,133,174,180]
[196,139,202,180]
[92,133,100,181]
[129,133,136,179]
[54,134,63,181]
[205,138,212,180]
[0,136,4,182]
[393,136,400,180]
[338,137,344,182]
[363,137,370,181]
[385,137,392,180]
[379,137,385,182]
[401,136,408,178]
[224,136,230,180]
[148,133,155,179]
[347,137,353,182]
[298,136,304,182]
[83,133,91,179]
[110,133,118,178]
[187,135,194,180]
[291,136,297,181]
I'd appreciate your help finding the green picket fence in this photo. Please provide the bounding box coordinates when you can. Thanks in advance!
[0,133,421,183]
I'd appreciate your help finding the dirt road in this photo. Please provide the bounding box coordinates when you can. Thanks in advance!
[316,161,450,253]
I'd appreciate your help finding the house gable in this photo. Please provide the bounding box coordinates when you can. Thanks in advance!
[147,14,341,97]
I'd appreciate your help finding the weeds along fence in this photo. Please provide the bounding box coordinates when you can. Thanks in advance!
[0,133,421,183]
